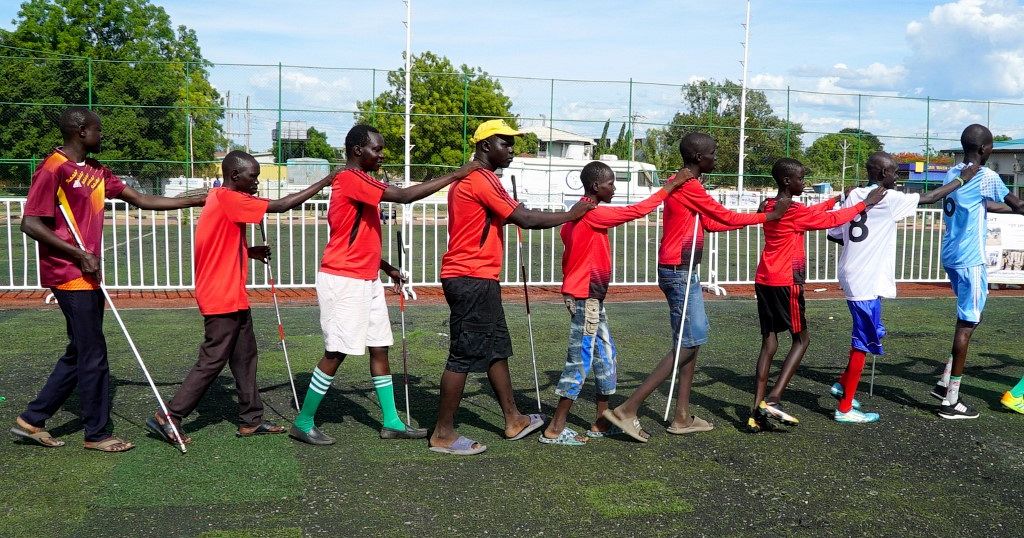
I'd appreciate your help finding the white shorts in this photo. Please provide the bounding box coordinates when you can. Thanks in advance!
[316,271,394,355]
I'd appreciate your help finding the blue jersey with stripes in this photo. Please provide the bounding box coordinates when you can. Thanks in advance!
[940,163,1008,268]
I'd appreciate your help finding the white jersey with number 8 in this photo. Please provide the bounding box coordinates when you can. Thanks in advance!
[828,185,920,301]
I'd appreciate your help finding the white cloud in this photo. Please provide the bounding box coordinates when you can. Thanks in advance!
[904,0,1024,97]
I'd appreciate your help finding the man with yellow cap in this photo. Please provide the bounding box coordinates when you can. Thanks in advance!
[428,119,595,455]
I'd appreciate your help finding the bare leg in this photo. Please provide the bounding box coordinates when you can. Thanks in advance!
[614,347,698,420]
[316,351,346,376]
[766,329,809,403]
[751,332,778,414]
[950,321,975,377]
[669,347,700,428]
[486,358,531,438]
[428,369,472,448]
[368,346,390,377]
[591,394,611,432]
[543,397,575,438]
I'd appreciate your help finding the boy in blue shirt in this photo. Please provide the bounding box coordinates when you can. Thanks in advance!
[932,124,1024,419]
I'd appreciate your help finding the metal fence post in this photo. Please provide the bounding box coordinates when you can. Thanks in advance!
[462,72,469,161]
[370,68,377,126]
[925,96,931,191]
[785,86,790,157]
[87,57,93,110]
[277,62,283,197]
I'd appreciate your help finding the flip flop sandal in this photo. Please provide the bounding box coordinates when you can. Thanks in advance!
[666,415,714,435]
[146,416,192,445]
[539,428,589,446]
[237,422,286,437]
[585,425,624,438]
[10,425,65,447]
[84,437,134,453]
[601,409,650,443]
[429,435,487,456]
[506,413,545,441]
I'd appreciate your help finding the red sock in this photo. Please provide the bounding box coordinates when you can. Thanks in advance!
[840,349,867,413]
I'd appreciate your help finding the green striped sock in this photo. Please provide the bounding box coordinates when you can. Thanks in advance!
[1010,375,1024,398]
[372,375,406,431]
[293,367,334,433]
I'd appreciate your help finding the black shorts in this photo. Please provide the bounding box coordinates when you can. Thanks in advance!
[755,283,806,335]
[441,276,513,373]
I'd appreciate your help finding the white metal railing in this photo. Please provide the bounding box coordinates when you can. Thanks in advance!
[0,196,948,290]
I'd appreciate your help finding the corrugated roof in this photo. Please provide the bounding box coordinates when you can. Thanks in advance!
[519,125,594,144]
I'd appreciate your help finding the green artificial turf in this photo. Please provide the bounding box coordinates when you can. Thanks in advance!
[1,297,1023,536]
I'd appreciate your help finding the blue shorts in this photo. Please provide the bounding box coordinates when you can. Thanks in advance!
[847,298,885,355]
[556,297,617,400]
[658,267,709,348]
[945,265,987,325]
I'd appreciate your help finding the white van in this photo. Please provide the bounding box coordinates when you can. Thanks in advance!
[494,155,662,210]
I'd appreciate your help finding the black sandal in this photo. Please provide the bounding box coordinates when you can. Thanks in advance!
[146,414,192,445]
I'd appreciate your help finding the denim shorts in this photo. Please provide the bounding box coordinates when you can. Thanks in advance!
[658,267,709,348]
[555,297,617,400]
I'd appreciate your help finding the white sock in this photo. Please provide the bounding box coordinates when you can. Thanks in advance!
[943,376,962,406]
[939,356,953,386]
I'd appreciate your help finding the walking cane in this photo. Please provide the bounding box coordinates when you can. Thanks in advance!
[58,202,187,454]
[258,222,301,410]
[664,215,701,421]
[510,176,543,413]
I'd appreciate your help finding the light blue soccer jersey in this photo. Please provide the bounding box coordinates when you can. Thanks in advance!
[940,163,1008,268]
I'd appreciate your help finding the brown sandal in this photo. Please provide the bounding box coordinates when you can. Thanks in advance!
[10,417,65,448]
[84,436,134,453]
[236,422,286,437]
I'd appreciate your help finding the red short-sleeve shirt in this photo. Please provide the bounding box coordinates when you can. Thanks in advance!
[194,188,269,315]
[320,169,388,280]
[440,168,520,281]
[23,149,126,288]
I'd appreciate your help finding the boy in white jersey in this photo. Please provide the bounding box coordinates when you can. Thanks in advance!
[827,152,977,423]
[931,124,1024,419]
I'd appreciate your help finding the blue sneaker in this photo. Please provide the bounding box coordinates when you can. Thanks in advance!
[834,408,880,424]
[830,382,862,410]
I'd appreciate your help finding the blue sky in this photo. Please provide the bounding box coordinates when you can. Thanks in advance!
[5,0,1024,153]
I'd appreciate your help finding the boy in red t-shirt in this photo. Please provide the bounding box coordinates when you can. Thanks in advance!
[288,125,481,446]
[747,157,885,432]
[148,151,335,446]
[13,108,204,453]
[540,161,687,445]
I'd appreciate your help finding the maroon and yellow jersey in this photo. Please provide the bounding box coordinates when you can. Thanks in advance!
[23,149,126,288]
[755,198,865,286]
[560,190,668,300]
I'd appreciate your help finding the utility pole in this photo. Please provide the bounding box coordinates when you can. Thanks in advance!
[737,0,752,192]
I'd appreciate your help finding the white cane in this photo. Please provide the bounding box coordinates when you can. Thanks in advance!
[664,215,701,421]
[258,222,301,410]
[57,203,187,454]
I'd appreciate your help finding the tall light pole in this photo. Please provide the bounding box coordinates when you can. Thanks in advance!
[737,0,752,192]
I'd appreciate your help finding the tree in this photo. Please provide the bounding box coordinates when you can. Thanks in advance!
[804,129,884,183]
[994,134,1013,142]
[0,0,223,191]
[642,79,803,187]
[279,127,337,162]
[355,52,530,180]
[610,123,631,160]
[593,120,611,157]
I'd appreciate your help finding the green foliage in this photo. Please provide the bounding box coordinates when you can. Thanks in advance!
[805,128,884,182]
[643,79,803,186]
[593,119,611,157]
[355,51,522,180]
[278,126,337,162]
[994,134,1013,142]
[0,0,223,189]
[610,122,632,160]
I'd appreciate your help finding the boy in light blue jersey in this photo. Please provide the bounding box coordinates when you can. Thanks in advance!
[932,124,1024,419]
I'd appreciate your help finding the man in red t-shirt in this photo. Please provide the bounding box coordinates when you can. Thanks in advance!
[603,132,789,443]
[540,161,688,446]
[289,125,481,446]
[148,151,335,446]
[428,119,595,456]
[13,108,204,453]
[746,157,885,432]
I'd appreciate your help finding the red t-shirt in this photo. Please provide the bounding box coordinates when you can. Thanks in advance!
[23,149,126,288]
[755,198,865,286]
[659,177,766,267]
[440,168,520,281]
[320,169,388,280]
[561,189,668,300]
[194,188,269,315]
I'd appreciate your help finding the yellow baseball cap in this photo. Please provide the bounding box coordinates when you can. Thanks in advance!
[470,119,521,144]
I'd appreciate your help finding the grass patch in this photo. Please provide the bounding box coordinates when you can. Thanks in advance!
[584,480,693,518]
